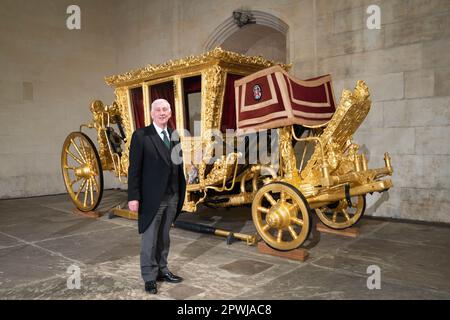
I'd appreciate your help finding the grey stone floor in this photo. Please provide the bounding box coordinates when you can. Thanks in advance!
[0,189,449,300]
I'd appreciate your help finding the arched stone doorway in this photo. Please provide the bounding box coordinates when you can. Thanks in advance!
[205,10,289,63]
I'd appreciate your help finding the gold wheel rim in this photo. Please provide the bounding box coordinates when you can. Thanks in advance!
[252,183,310,251]
[61,132,102,211]
[315,195,365,229]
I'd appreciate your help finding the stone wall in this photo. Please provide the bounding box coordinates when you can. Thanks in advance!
[314,0,450,223]
[1,0,449,223]
[0,0,122,198]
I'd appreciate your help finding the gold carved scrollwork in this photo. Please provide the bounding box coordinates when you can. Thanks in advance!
[202,65,225,136]
[182,201,197,213]
[106,101,121,121]
[334,141,360,176]
[279,126,298,179]
[326,138,340,171]
[198,163,206,187]
[89,100,114,171]
[203,153,239,187]
[300,81,372,185]
[105,47,290,87]
[195,65,227,186]
[89,95,130,177]
[114,87,132,176]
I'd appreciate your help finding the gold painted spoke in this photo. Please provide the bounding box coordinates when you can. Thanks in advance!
[264,192,277,206]
[288,226,298,240]
[64,165,78,171]
[75,179,87,200]
[280,191,286,203]
[342,209,351,221]
[291,217,304,226]
[83,155,91,166]
[69,176,82,187]
[71,139,86,163]
[276,229,283,243]
[91,177,99,192]
[332,211,338,223]
[89,178,94,206]
[257,206,269,214]
[288,202,298,213]
[80,139,93,165]
[78,138,90,160]
[83,179,90,207]
[262,224,270,232]
[66,148,84,165]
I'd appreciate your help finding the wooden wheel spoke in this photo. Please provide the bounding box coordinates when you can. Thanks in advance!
[83,179,90,207]
[66,148,84,165]
[291,217,304,226]
[280,191,286,203]
[257,206,269,214]
[276,229,283,243]
[69,176,82,187]
[71,139,86,162]
[288,226,298,240]
[64,165,78,171]
[341,209,351,221]
[91,177,99,193]
[264,192,277,206]
[81,141,94,165]
[78,138,90,161]
[262,224,270,232]
[75,179,87,200]
[89,178,94,206]
[288,202,298,213]
[332,211,338,223]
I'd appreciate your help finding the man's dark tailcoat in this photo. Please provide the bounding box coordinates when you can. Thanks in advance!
[127,123,186,234]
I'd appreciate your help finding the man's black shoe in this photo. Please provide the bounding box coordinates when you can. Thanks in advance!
[144,280,157,294]
[157,271,183,283]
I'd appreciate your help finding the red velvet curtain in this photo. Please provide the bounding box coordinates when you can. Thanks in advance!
[221,74,243,133]
[150,81,176,129]
[183,76,202,132]
[183,75,202,93]
[131,87,145,129]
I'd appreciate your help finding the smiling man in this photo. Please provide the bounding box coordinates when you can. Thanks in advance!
[128,98,186,295]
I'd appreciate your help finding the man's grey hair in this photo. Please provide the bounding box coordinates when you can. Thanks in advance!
[151,98,171,111]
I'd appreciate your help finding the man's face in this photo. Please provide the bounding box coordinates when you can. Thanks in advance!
[151,103,172,128]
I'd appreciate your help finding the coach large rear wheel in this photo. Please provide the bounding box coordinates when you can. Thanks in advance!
[61,132,103,212]
[252,182,312,251]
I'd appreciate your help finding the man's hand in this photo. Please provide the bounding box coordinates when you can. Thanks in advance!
[128,200,139,212]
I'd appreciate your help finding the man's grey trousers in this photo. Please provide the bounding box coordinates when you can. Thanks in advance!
[140,193,178,282]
